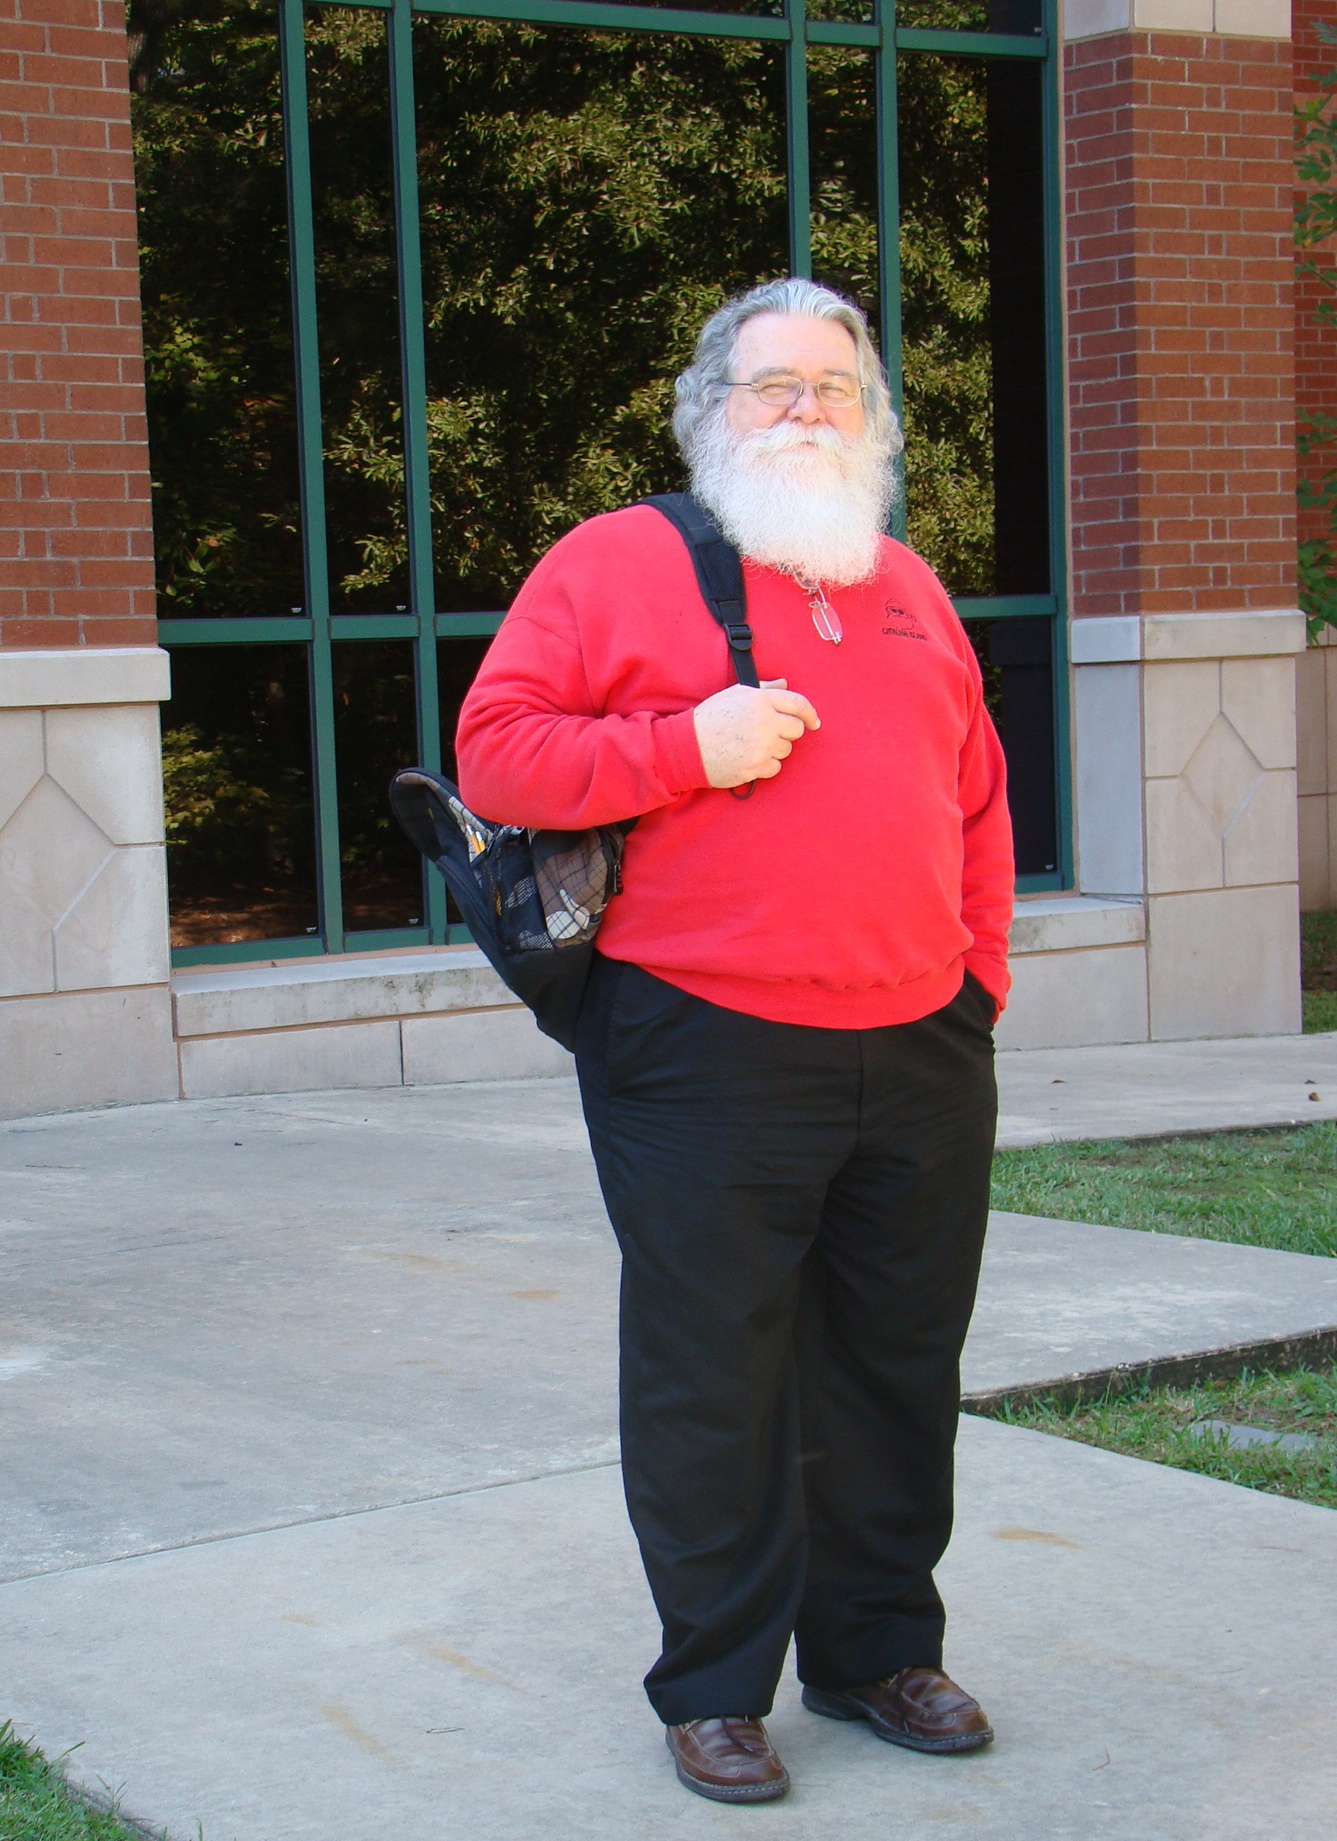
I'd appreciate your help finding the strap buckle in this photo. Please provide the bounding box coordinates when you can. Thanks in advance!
[723,621,754,652]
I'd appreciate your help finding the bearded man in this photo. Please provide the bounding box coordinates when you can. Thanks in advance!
[456,277,1013,1804]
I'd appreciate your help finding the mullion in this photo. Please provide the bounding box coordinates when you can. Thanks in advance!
[158,599,1055,644]
[279,0,345,954]
[786,0,811,278]
[409,0,789,38]
[894,27,1045,56]
[1040,0,1072,887]
[388,0,449,941]
[158,618,313,644]
[305,0,1050,59]
[952,596,1057,620]
[874,0,903,539]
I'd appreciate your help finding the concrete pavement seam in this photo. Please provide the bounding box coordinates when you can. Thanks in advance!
[0,1456,622,1590]
[963,1323,1337,1415]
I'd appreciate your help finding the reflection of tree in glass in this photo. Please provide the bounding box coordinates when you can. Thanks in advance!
[160,643,318,945]
[898,55,993,595]
[133,4,1004,935]
[408,17,788,610]
[808,45,879,322]
[332,642,425,929]
[134,5,996,615]
[133,1,305,620]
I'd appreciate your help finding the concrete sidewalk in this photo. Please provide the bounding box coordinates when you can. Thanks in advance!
[4,1077,1337,1582]
[996,1028,1337,1146]
[3,1045,1337,1837]
[5,1419,1334,1841]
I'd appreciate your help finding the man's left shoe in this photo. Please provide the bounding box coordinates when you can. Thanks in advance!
[801,1667,994,1753]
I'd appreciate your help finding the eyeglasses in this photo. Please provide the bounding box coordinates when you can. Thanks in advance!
[726,374,864,410]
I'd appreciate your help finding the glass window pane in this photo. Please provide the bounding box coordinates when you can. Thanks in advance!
[306,6,412,615]
[809,46,879,326]
[333,642,423,932]
[437,637,495,785]
[984,59,1050,594]
[962,616,1057,876]
[133,4,304,620]
[895,0,1043,33]
[808,0,875,22]
[898,53,1049,596]
[435,635,497,929]
[162,646,318,944]
[411,19,790,613]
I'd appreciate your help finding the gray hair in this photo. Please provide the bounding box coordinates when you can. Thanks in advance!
[672,277,901,465]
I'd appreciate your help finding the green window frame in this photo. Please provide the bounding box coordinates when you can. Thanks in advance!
[159,0,1070,969]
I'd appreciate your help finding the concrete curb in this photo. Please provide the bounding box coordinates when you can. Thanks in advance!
[962,1322,1337,1415]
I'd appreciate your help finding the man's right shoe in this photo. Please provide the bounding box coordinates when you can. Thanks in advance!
[666,1717,791,1802]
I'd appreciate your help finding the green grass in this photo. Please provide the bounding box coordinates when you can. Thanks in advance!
[975,1365,1337,1511]
[991,1121,1337,1257]
[0,1724,161,1841]
[1302,908,1337,1032]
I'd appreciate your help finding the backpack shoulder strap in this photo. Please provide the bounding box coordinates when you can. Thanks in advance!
[641,491,760,689]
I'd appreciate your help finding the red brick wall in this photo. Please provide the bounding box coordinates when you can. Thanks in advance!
[1065,30,1296,618]
[1295,0,1337,550]
[0,0,155,649]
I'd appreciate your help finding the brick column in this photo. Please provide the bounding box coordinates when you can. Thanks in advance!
[1062,0,1304,1041]
[1,0,155,645]
[0,0,174,1115]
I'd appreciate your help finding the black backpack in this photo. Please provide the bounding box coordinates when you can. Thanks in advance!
[388,493,758,1052]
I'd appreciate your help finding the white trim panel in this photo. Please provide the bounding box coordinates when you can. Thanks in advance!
[0,647,171,709]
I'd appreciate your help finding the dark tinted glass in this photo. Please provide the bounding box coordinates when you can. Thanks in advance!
[962,615,1057,876]
[133,4,304,619]
[808,0,876,21]
[333,642,423,933]
[411,18,790,613]
[306,8,413,616]
[895,0,1043,31]
[809,46,879,325]
[898,54,1050,596]
[437,637,496,784]
[162,646,318,943]
[437,635,497,927]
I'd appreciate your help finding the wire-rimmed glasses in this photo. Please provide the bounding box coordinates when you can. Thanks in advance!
[726,373,864,410]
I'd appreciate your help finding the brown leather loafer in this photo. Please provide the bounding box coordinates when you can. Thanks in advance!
[666,1717,791,1802]
[802,1666,994,1754]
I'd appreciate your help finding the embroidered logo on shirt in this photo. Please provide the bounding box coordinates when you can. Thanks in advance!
[882,604,927,641]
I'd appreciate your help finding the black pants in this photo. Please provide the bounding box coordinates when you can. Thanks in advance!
[574,955,998,1726]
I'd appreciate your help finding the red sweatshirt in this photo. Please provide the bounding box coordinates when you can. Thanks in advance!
[456,504,1014,1028]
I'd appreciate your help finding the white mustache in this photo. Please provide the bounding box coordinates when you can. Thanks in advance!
[742,421,853,461]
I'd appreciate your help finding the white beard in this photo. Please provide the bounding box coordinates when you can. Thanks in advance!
[688,416,896,586]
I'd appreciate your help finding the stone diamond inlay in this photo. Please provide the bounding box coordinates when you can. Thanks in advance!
[0,776,113,998]
[1182,712,1264,838]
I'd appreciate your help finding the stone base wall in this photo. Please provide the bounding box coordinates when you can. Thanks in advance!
[1073,609,1304,1039]
[0,647,176,1115]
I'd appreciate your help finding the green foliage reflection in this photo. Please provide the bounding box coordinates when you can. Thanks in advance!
[132,3,998,616]
[132,2,1003,938]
